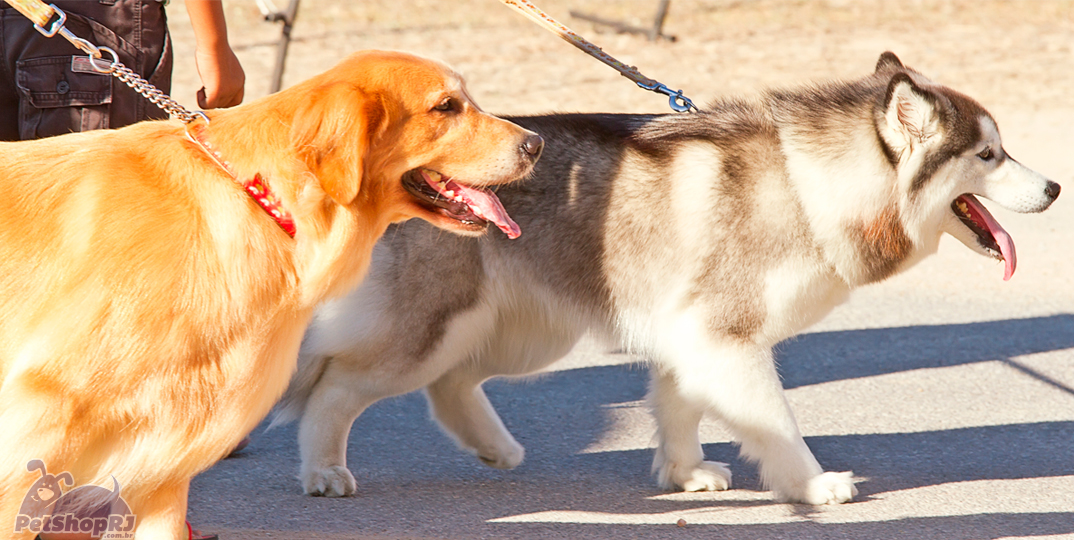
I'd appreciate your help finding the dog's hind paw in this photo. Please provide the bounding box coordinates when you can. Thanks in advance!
[777,471,858,505]
[476,439,525,470]
[302,465,357,497]
[656,460,732,492]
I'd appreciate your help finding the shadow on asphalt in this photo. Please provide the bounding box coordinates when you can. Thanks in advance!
[481,513,1074,540]
[191,315,1074,538]
[777,313,1074,392]
[698,421,1074,494]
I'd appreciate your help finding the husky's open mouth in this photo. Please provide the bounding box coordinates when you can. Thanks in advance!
[401,168,520,239]
[951,194,1016,280]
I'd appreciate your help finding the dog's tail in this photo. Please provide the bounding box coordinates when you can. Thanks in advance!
[268,351,330,429]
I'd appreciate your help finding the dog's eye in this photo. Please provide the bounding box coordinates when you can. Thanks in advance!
[977,146,994,161]
[433,98,456,113]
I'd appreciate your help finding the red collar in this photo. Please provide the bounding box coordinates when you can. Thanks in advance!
[185,127,296,238]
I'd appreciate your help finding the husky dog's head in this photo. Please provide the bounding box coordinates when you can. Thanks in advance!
[873,52,1060,281]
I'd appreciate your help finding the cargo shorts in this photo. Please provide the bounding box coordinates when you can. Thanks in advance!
[0,0,172,141]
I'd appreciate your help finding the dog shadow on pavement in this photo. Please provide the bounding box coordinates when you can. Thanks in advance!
[777,313,1074,392]
[188,314,1074,539]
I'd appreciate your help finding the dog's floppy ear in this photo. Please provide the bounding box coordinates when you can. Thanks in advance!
[882,72,940,147]
[291,82,384,206]
[875,51,904,74]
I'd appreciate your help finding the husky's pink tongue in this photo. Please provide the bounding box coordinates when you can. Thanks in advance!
[959,195,1016,280]
[425,173,521,239]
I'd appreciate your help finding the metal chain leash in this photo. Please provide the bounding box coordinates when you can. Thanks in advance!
[91,47,206,124]
[5,0,207,124]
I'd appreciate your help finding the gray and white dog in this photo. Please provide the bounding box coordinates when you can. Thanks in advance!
[273,53,1059,504]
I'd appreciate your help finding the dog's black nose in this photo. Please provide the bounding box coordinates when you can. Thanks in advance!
[1045,180,1061,200]
[521,134,544,159]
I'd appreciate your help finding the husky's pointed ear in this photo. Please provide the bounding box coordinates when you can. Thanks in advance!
[875,51,904,74]
[883,72,940,146]
[291,82,385,206]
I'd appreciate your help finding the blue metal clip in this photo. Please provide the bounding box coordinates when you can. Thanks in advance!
[637,81,698,113]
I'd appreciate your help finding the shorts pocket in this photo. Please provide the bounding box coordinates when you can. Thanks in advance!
[15,55,113,139]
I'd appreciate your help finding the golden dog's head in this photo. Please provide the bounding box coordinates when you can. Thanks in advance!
[289,50,542,238]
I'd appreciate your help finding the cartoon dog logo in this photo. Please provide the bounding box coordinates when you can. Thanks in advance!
[14,460,136,540]
[18,460,73,520]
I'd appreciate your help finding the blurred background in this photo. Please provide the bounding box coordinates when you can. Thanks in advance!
[167,0,1074,115]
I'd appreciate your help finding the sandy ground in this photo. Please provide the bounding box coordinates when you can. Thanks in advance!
[161,1,1074,538]
[165,0,1074,115]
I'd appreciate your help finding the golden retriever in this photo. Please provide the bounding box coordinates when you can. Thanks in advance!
[0,50,541,539]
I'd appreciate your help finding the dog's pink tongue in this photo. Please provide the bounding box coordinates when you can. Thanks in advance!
[450,181,521,239]
[961,195,1016,280]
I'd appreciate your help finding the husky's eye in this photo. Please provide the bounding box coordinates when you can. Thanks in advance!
[977,147,994,161]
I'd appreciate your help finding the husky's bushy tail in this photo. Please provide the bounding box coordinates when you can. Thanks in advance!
[269,352,330,428]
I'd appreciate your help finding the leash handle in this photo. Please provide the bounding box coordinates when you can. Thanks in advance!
[3,0,55,30]
[500,0,698,112]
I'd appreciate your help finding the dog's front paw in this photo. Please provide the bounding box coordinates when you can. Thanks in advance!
[302,465,357,497]
[777,471,858,505]
[476,438,525,470]
[655,459,732,492]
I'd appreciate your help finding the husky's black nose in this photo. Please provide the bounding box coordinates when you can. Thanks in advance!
[1045,181,1061,200]
[521,134,544,161]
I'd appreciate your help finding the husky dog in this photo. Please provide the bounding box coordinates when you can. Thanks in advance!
[273,53,1059,504]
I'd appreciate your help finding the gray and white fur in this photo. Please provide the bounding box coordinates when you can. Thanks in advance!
[272,52,1059,504]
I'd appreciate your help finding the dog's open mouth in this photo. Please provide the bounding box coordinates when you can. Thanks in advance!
[951,194,1016,280]
[401,168,521,239]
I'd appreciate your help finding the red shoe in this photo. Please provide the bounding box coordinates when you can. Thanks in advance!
[187,521,219,540]
[227,435,251,457]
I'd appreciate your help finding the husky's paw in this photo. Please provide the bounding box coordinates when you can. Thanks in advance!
[656,460,732,492]
[778,471,858,505]
[302,465,357,497]
[475,439,525,470]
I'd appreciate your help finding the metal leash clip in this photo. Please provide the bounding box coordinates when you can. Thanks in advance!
[637,80,698,113]
[33,4,105,60]
[31,2,64,37]
[500,0,699,113]
[18,1,206,124]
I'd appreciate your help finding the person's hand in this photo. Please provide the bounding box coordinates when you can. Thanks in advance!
[194,44,245,109]
[185,0,245,109]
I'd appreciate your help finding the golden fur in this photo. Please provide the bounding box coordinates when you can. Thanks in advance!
[0,50,538,539]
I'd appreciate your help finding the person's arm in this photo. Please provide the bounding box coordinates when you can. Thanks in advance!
[185,0,245,109]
